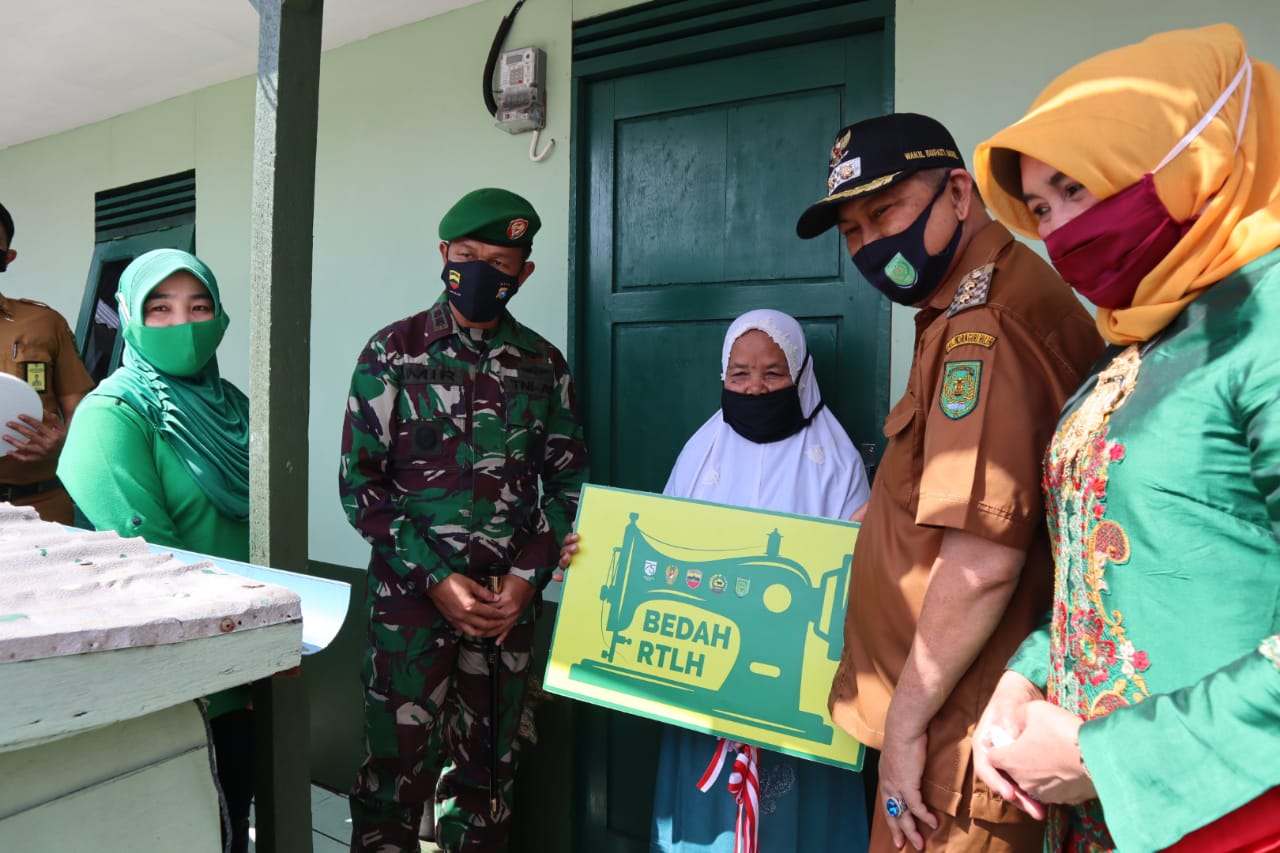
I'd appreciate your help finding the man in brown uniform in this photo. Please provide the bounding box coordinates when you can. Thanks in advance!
[796,114,1103,851]
[0,202,95,523]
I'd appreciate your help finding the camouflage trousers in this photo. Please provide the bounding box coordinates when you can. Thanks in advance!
[349,614,535,853]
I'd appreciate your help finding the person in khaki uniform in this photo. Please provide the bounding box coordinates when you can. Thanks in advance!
[795,114,1104,852]
[0,202,94,523]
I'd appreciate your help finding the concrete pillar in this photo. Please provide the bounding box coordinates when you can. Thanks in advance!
[248,1,324,850]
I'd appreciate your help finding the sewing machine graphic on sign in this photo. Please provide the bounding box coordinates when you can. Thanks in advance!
[568,511,852,745]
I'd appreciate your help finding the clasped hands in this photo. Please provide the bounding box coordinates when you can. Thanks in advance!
[426,532,582,643]
[972,671,1097,820]
[426,572,534,645]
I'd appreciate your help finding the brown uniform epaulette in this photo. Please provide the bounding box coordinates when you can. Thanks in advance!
[14,297,53,310]
[947,262,995,318]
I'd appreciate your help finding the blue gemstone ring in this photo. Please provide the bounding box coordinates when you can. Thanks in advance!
[885,796,904,818]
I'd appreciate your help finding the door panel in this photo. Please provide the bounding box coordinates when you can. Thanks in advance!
[585,34,889,493]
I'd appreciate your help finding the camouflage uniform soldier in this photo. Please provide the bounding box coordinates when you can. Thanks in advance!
[340,188,589,853]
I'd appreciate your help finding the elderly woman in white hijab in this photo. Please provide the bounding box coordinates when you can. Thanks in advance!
[562,308,871,853]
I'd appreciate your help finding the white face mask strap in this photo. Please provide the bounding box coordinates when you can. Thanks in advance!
[1154,57,1252,174]
[1234,58,1253,154]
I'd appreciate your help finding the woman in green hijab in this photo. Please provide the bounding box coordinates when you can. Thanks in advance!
[59,248,254,852]
[60,248,250,557]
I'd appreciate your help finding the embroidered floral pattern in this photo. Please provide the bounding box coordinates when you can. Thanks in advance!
[1042,345,1153,851]
[1049,801,1115,852]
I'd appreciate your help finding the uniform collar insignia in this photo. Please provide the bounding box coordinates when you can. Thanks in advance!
[946,262,995,318]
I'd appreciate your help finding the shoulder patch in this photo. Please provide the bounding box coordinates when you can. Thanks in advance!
[428,304,451,332]
[422,304,455,347]
[939,360,982,420]
[947,262,994,318]
[945,331,996,353]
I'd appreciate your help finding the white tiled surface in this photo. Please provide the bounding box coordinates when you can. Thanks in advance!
[245,785,448,852]
[247,784,352,852]
[309,785,352,851]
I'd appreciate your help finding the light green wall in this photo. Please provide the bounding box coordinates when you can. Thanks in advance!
[0,0,1275,569]
[889,0,1280,399]
[0,79,256,358]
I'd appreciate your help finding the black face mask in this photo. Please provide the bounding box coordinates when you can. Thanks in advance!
[441,258,521,323]
[852,175,963,306]
[721,381,823,444]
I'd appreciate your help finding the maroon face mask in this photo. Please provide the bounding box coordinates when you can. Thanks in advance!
[1044,174,1193,310]
[1042,56,1254,311]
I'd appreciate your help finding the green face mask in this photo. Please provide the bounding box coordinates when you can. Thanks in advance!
[123,314,229,377]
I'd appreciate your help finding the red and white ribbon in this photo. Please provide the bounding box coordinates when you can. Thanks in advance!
[697,738,759,853]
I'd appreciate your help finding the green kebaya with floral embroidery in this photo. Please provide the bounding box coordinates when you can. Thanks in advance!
[1006,250,1280,851]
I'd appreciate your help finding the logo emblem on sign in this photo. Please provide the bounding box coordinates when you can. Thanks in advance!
[507,218,529,240]
[735,578,751,598]
[643,559,657,580]
[686,569,702,590]
[709,573,727,594]
[665,564,679,585]
[940,360,982,420]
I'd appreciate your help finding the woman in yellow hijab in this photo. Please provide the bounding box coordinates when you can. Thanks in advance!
[968,24,1280,853]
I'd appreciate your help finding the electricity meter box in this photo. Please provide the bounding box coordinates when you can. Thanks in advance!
[495,46,547,134]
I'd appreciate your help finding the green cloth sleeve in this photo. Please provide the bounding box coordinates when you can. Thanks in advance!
[1079,645,1280,852]
[1005,614,1052,690]
[1081,275,1280,851]
[58,395,184,548]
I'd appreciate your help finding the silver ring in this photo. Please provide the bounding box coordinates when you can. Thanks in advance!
[885,796,904,817]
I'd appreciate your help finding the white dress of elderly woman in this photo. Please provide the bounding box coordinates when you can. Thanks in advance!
[651,309,871,853]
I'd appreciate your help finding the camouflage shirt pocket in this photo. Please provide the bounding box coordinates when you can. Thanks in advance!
[395,364,468,473]
[502,362,554,466]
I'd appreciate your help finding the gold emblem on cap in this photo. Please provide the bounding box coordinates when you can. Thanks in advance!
[829,129,852,166]
[827,157,863,193]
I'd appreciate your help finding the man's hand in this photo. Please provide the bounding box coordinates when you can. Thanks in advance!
[493,576,536,646]
[4,411,66,462]
[426,573,506,638]
[987,700,1096,806]
[879,717,938,850]
[974,670,1046,818]
[554,531,580,582]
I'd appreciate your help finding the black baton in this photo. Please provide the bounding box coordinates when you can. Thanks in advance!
[486,564,506,819]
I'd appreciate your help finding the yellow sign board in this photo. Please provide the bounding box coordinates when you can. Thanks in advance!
[545,484,864,770]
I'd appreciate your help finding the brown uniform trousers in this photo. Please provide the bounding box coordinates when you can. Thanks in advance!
[830,222,1106,852]
[0,294,95,523]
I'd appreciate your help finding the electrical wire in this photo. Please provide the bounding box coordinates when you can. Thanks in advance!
[482,0,527,117]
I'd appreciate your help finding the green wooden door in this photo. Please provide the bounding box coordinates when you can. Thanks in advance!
[570,5,892,850]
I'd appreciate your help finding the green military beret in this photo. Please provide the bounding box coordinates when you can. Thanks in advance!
[438,187,541,249]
